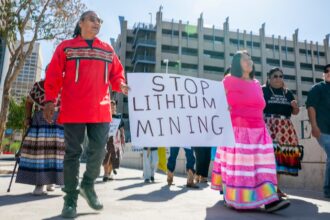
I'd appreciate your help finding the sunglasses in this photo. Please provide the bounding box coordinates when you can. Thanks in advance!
[85,16,103,24]
[325,69,330,74]
[272,74,283,79]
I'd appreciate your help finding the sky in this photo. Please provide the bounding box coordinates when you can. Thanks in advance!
[39,0,330,74]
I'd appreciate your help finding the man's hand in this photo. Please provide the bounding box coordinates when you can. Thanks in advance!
[43,102,55,124]
[311,124,321,139]
[120,83,130,95]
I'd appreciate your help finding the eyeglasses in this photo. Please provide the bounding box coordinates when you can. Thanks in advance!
[85,16,103,24]
[272,74,283,79]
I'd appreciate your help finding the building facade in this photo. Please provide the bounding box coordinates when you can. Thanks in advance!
[112,8,330,123]
[10,43,42,102]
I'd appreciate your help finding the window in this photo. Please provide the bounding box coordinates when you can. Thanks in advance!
[126,36,134,43]
[182,47,198,56]
[315,64,325,72]
[300,63,313,71]
[203,35,224,43]
[302,91,309,96]
[266,58,280,66]
[301,76,313,83]
[247,41,260,48]
[162,45,179,54]
[229,39,244,46]
[203,50,224,59]
[284,75,296,81]
[282,60,295,68]
[254,71,262,77]
[162,29,179,36]
[313,51,325,57]
[251,56,261,64]
[281,46,294,53]
[125,51,133,58]
[266,44,279,51]
[161,60,179,67]
[181,63,198,70]
[299,49,312,55]
[204,65,224,73]
[182,32,198,39]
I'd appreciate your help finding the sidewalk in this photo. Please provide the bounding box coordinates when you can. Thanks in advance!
[0,159,330,220]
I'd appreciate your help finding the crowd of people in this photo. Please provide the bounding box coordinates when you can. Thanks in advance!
[13,10,330,218]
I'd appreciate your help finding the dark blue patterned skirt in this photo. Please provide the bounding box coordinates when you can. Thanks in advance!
[16,111,65,185]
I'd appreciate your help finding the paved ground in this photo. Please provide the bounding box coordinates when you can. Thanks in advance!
[0,157,330,220]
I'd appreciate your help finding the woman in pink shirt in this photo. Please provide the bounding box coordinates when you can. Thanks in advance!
[211,50,290,212]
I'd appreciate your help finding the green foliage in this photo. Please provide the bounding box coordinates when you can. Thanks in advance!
[6,97,26,130]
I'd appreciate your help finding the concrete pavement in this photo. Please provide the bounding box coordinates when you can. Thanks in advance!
[0,159,330,220]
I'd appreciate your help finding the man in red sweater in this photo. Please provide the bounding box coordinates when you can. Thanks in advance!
[44,11,128,218]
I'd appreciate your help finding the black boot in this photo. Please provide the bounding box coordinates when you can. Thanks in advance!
[79,184,103,210]
[61,192,78,218]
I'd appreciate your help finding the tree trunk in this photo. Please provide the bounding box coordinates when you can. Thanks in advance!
[0,87,11,154]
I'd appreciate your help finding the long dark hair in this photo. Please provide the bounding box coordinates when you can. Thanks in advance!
[73,10,97,38]
[231,50,255,79]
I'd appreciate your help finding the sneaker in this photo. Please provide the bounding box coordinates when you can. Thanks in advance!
[79,185,103,210]
[265,198,290,213]
[144,179,150,183]
[61,195,77,218]
[47,184,56,192]
[150,176,155,182]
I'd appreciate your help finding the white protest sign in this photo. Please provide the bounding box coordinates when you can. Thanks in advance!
[127,73,235,147]
[109,118,121,137]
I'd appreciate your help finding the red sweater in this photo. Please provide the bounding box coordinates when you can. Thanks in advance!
[45,36,125,123]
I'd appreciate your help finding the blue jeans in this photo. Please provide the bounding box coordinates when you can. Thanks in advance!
[167,147,195,173]
[318,133,330,196]
[143,149,158,180]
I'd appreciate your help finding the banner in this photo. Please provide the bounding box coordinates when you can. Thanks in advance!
[108,118,121,137]
[127,73,235,147]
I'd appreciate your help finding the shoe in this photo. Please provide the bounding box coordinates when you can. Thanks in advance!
[187,170,199,189]
[32,185,47,196]
[61,194,77,218]
[47,184,56,192]
[79,185,103,210]
[113,169,117,175]
[144,179,150,183]
[103,175,114,182]
[265,198,290,213]
[103,176,109,182]
[150,176,155,182]
[167,171,174,186]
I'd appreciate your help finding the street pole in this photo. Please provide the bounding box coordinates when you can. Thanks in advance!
[163,59,169,74]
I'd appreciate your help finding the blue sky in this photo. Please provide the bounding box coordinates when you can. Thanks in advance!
[40,0,330,75]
